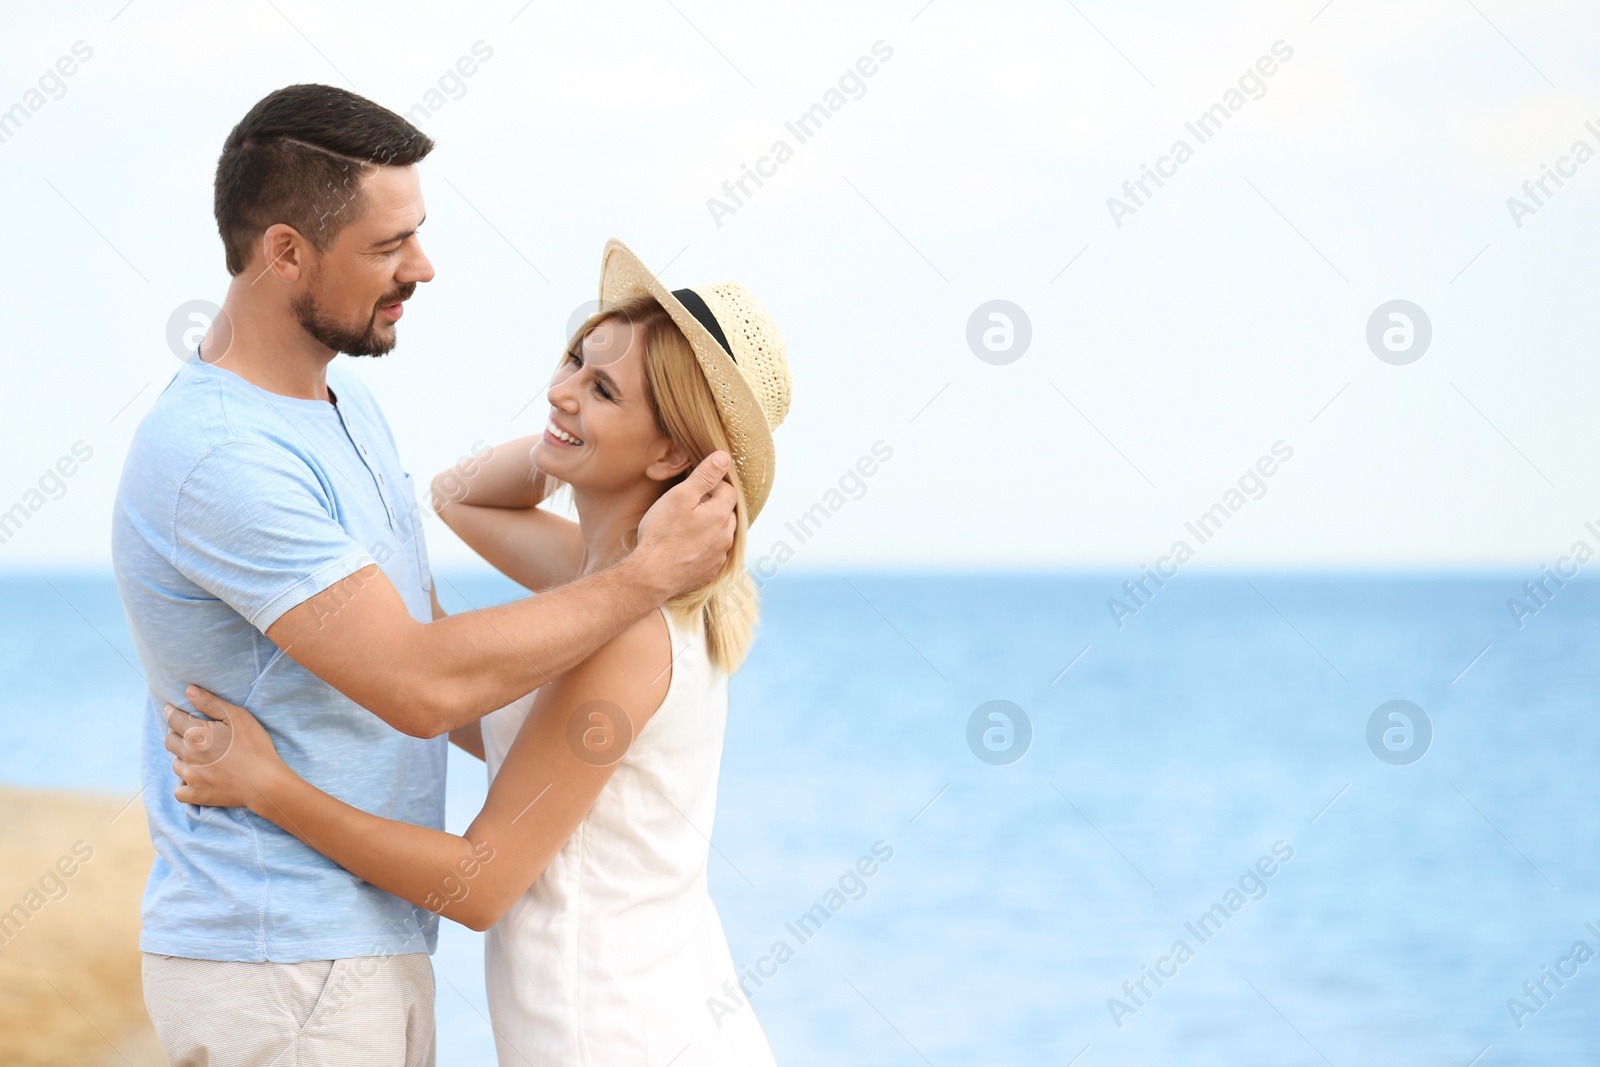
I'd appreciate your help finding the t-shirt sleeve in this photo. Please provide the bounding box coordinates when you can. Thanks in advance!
[171,439,376,632]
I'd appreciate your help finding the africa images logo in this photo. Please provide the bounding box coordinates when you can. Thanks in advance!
[1106,40,1294,228]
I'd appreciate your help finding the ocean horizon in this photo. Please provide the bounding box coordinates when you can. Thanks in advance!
[4,567,1597,1064]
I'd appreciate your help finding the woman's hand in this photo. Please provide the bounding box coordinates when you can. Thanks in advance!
[164,685,287,812]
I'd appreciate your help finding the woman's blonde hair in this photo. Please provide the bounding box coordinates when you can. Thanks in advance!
[557,294,761,673]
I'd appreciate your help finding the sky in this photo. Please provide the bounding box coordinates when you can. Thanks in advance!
[1,0,1597,569]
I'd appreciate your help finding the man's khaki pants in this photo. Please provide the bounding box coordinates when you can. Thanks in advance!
[142,951,435,1066]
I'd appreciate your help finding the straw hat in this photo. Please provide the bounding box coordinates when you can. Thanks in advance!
[598,238,791,523]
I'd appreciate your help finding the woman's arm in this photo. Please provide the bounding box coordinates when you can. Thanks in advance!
[430,437,584,593]
[167,610,672,932]
[449,720,486,762]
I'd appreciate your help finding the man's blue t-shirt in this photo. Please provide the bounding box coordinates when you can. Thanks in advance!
[112,359,445,963]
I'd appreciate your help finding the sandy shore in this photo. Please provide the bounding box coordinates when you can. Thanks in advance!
[0,784,162,1066]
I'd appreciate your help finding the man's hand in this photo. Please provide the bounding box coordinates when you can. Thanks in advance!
[635,451,738,599]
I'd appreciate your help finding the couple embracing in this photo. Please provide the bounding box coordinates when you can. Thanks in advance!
[113,83,787,1066]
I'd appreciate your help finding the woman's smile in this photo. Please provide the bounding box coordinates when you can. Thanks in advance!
[543,417,584,447]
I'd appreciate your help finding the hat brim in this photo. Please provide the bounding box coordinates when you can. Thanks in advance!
[597,239,776,522]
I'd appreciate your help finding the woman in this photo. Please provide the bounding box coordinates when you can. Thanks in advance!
[165,239,790,1066]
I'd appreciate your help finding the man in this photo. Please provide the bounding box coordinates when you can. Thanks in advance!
[112,84,736,1066]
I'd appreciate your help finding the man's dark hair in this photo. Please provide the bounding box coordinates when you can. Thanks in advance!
[214,84,434,275]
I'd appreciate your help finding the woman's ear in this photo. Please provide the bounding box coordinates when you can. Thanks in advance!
[644,439,695,483]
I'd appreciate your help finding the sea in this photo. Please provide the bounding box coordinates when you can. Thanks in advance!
[2,568,1597,1065]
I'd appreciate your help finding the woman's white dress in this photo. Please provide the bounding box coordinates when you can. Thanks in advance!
[480,606,779,1066]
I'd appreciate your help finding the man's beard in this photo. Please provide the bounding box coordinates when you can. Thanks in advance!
[292,281,416,357]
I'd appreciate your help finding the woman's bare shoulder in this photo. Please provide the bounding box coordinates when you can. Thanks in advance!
[571,606,674,721]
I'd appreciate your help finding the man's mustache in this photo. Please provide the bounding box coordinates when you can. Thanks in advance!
[377,282,417,308]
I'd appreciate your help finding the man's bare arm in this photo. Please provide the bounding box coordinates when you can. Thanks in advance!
[263,452,737,739]
[432,579,486,760]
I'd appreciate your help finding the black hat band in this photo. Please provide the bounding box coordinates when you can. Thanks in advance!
[672,288,736,364]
